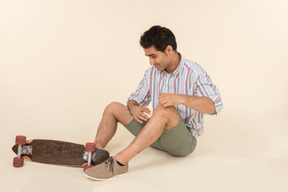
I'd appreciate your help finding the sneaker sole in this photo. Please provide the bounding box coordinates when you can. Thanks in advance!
[83,172,126,181]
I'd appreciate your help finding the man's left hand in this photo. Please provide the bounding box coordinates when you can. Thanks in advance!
[158,93,184,108]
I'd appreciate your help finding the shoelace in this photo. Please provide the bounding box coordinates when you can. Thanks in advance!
[105,157,114,174]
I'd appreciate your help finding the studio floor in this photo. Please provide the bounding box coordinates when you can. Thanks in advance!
[1,110,287,192]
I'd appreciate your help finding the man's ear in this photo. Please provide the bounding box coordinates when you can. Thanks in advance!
[165,45,174,55]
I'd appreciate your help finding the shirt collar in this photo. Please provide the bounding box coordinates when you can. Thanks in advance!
[163,53,185,77]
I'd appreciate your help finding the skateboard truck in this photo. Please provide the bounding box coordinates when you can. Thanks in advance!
[13,135,33,167]
[83,142,96,170]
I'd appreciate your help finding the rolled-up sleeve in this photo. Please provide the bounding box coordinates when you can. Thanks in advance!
[127,71,151,107]
[194,75,223,115]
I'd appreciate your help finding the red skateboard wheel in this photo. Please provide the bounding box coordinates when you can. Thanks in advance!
[84,164,94,171]
[13,157,24,167]
[15,135,26,145]
[85,142,96,152]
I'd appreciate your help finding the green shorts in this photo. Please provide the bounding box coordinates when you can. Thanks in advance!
[125,118,197,157]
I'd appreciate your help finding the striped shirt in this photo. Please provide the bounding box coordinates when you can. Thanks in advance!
[127,54,223,138]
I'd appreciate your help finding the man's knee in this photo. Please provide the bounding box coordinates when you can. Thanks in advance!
[104,102,133,126]
[104,102,123,114]
[153,105,179,118]
[153,106,180,129]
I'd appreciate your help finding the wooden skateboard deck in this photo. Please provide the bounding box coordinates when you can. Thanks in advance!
[12,139,109,167]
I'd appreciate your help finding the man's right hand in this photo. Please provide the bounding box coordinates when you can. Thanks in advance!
[128,100,151,124]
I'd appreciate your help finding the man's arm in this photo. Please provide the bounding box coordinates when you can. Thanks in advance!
[158,93,216,114]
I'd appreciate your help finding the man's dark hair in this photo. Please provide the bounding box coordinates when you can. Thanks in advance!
[140,25,177,53]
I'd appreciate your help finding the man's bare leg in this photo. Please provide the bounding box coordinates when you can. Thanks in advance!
[94,102,133,149]
[114,105,180,165]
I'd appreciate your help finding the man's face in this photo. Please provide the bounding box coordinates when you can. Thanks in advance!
[143,46,171,71]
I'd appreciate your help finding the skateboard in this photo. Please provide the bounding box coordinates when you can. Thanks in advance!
[12,135,109,170]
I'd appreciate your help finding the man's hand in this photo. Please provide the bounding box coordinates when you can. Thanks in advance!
[130,106,151,124]
[128,100,151,124]
[158,93,184,108]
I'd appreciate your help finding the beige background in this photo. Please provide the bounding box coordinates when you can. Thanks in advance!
[1,0,287,191]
